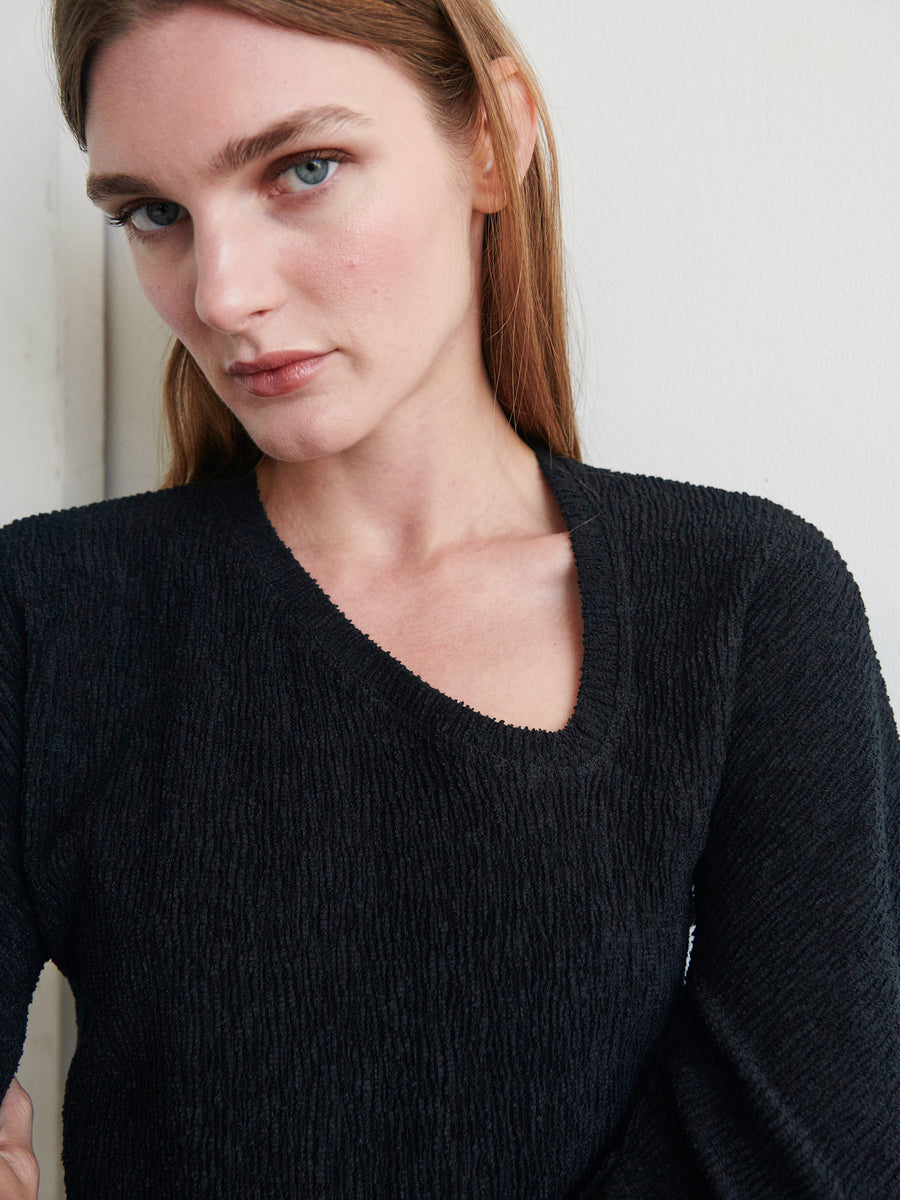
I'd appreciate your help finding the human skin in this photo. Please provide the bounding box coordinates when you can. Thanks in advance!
[85,6,499,468]
[0,1080,38,1200]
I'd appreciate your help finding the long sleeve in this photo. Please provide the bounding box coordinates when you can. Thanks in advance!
[0,536,48,1094]
[589,512,900,1198]
[1,472,897,1197]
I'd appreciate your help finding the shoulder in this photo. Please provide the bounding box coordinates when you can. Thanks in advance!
[0,482,196,549]
[0,481,248,611]
[548,454,802,539]
[547,454,846,587]
[1,484,217,550]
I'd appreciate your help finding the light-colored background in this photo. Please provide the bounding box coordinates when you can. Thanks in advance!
[4,1,899,1194]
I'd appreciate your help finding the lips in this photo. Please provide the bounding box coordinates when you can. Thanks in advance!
[226,350,332,398]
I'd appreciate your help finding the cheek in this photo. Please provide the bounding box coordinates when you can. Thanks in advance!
[323,188,475,328]
[133,257,197,339]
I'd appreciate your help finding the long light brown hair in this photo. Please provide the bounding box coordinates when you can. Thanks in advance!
[54,0,580,484]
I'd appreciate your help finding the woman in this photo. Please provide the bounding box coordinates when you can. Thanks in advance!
[1,0,898,1196]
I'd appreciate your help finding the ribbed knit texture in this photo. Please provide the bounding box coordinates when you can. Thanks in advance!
[1,451,898,1198]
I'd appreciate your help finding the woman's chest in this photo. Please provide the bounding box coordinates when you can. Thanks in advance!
[297,527,584,732]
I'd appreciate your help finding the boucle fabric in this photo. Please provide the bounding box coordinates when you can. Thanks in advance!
[1,450,898,1198]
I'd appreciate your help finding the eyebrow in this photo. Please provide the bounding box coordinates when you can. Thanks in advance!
[86,104,372,204]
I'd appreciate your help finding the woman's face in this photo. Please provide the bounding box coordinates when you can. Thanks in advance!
[85,5,493,464]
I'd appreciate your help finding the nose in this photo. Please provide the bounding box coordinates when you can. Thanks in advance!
[192,213,284,333]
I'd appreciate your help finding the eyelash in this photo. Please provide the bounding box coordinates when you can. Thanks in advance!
[106,149,348,240]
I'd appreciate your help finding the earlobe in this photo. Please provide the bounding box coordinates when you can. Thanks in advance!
[473,57,538,214]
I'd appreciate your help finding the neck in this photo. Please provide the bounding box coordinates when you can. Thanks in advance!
[255,398,554,571]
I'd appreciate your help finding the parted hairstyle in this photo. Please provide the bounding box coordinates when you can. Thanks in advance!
[53,0,580,484]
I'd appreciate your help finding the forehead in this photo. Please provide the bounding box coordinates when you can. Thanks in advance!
[85,5,434,168]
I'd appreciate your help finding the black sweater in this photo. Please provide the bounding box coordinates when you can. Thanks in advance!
[1,452,898,1198]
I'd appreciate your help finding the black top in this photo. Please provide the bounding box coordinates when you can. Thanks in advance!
[1,452,897,1198]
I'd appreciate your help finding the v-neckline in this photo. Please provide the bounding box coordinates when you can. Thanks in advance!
[216,448,627,773]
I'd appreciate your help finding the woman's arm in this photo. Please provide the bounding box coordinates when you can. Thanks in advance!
[0,1080,38,1200]
[586,511,900,1197]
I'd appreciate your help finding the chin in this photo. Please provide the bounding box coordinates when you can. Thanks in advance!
[238,411,365,466]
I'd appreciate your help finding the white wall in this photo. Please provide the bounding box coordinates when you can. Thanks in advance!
[2,3,104,525]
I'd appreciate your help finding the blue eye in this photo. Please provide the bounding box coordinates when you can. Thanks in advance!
[129,201,187,232]
[279,157,339,192]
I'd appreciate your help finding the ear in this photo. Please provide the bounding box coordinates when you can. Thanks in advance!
[473,57,538,214]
